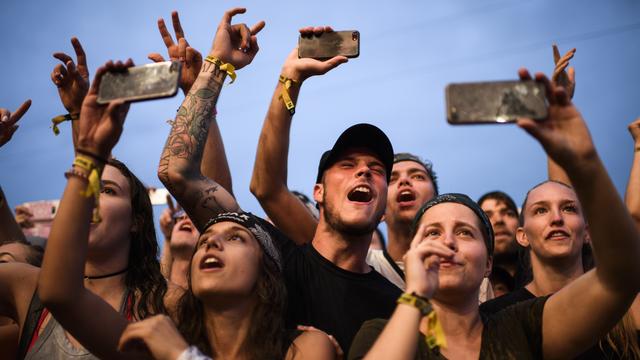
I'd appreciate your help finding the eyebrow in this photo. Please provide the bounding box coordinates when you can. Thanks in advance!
[102,179,123,190]
[0,252,16,260]
[528,198,576,208]
[203,224,254,239]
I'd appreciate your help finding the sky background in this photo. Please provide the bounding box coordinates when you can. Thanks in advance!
[1,0,639,244]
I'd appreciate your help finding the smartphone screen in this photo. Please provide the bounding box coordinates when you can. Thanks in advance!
[97,61,181,104]
[298,31,360,59]
[446,80,547,124]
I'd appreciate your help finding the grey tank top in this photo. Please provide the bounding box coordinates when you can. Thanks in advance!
[24,289,130,360]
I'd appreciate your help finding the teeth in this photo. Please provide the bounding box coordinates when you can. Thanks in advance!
[204,258,219,264]
[355,186,370,193]
[400,190,412,195]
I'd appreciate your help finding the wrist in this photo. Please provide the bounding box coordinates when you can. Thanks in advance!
[280,66,304,83]
[397,292,433,317]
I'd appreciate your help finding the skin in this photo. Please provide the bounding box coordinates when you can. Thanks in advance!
[480,198,519,277]
[359,70,640,360]
[386,160,436,262]
[249,26,347,246]
[312,148,388,273]
[0,100,31,148]
[0,243,31,264]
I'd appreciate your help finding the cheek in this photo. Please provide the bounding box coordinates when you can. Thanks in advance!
[100,197,133,222]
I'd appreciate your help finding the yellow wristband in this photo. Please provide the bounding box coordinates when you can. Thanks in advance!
[397,292,447,350]
[51,113,79,135]
[72,155,102,223]
[204,56,236,84]
[278,75,298,116]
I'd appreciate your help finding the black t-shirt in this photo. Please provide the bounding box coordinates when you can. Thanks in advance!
[278,239,402,354]
[349,296,549,360]
[480,287,535,315]
[479,287,637,359]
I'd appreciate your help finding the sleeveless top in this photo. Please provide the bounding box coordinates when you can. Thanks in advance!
[22,289,131,360]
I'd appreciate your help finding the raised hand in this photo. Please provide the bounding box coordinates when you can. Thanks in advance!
[209,7,265,70]
[117,315,188,360]
[148,11,203,95]
[551,44,576,99]
[0,99,32,147]
[281,26,348,83]
[159,195,182,240]
[51,37,90,114]
[14,205,34,229]
[76,60,133,160]
[403,223,455,300]
[628,117,640,145]
[517,69,596,170]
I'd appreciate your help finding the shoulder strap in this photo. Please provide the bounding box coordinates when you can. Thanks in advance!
[16,289,45,360]
[382,250,405,279]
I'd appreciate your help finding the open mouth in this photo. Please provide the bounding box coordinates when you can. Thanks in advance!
[178,222,193,232]
[396,189,416,204]
[546,230,570,240]
[348,185,373,203]
[200,254,224,270]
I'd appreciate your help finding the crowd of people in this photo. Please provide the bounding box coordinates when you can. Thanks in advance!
[1,7,639,360]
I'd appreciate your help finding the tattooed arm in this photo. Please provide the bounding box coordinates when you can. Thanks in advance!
[158,8,265,230]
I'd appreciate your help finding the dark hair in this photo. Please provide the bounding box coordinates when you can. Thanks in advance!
[393,153,439,196]
[519,180,573,226]
[107,159,167,319]
[477,191,518,217]
[175,229,289,359]
[0,239,43,267]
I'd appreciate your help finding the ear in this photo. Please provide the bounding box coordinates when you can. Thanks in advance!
[583,223,591,244]
[484,255,493,278]
[516,227,529,247]
[313,183,324,205]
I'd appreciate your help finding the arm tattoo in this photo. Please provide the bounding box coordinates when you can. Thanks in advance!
[158,61,232,224]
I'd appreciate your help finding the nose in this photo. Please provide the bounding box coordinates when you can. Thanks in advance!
[442,232,458,252]
[204,234,224,251]
[550,208,564,226]
[492,213,505,226]
[356,164,372,179]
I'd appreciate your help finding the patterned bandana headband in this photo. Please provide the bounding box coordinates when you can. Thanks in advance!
[202,212,282,271]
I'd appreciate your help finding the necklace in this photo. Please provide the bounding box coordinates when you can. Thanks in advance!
[84,267,128,280]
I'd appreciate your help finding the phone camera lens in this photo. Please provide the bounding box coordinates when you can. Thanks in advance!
[352,32,358,41]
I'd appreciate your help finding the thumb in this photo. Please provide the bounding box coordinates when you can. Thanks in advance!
[147,53,166,63]
[323,56,348,72]
[517,117,544,143]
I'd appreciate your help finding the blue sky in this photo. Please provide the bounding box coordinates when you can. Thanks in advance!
[1,0,639,240]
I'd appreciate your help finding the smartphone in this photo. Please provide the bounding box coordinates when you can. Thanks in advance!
[97,61,181,104]
[148,188,170,206]
[298,31,360,59]
[445,80,547,124]
[21,200,60,222]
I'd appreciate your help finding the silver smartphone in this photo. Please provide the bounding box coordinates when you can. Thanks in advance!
[298,31,360,59]
[446,80,547,124]
[97,61,181,104]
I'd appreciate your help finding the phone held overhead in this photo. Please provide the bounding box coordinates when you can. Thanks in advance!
[445,80,548,124]
[298,30,360,59]
[97,61,182,104]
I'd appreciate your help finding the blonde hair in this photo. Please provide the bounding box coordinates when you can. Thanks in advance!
[600,311,640,359]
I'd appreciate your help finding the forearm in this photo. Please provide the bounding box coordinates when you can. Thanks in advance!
[250,80,300,199]
[158,63,226,195]
[362,305,421,360]
[38,176,94,306]
[547,157,571,185]
[160,241,173,279]
[625,145,640,228]
[201,121,234,195]
[158,62,240,229]
[568,156,640,291]
[0,186,26,244]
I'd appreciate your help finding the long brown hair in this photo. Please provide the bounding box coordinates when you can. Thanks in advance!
[175,237,289,359]
[107,159,167,319]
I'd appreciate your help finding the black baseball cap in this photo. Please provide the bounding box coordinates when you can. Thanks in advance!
[315,123,394,183]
